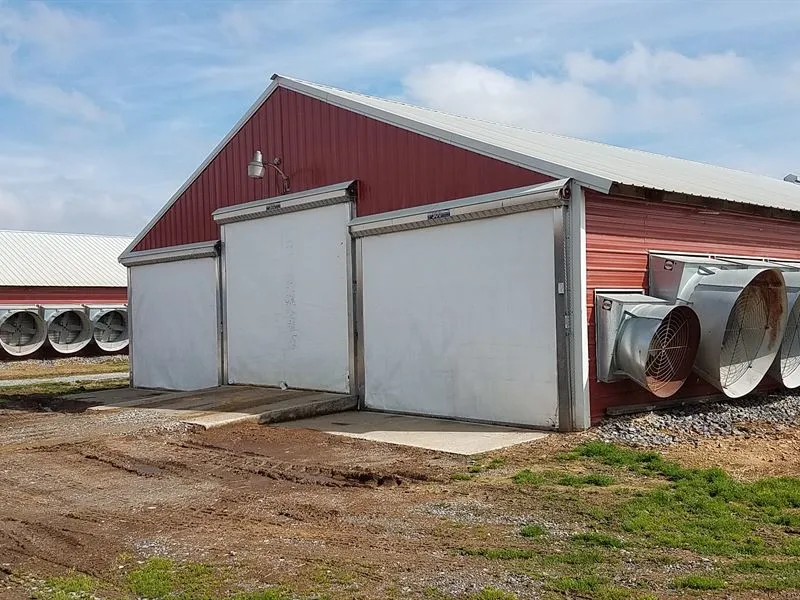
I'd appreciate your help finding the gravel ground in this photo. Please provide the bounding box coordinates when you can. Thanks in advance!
[0,354,127,372]
[597,393,800,447]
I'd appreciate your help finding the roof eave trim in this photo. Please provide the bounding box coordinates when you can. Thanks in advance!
[350,178,571,237]
[120,240,219,267]
[275,76,613,194]
[213,180,356,225]
[120,78,282,259]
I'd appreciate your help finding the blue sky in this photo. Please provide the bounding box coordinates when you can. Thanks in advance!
[1,0,799,236]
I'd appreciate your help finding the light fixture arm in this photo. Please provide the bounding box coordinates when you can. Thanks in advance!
[247,150,290,193]
[265,157,290,193]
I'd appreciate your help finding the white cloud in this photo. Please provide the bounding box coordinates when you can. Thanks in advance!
[0,188,26,229]
[403,62,616,137]
[9,82,108,122]
[0,0,100,60]
[564,42,751,88]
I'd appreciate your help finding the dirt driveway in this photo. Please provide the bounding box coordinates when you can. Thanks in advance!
[1,395,799,600]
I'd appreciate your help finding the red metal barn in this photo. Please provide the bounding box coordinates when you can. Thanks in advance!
[121,75,800,430]
[0,231,130,357]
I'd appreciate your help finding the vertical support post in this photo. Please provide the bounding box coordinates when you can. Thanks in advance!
[217,234,227,386]
[354,236,366,409]
[127,268,134,389]
[345,200,358,399]
[553,206,573,431]
[568,181,591,430]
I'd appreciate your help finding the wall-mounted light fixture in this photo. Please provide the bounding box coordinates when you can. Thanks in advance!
[247,150,290,193]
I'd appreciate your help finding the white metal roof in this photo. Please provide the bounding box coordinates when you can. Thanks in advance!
[276,76,800,213]
[0,230,131,288]
[123,74,800,258]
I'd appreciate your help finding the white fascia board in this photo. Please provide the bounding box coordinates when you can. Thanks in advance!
[120,79,282,260]
[350,178,571,237]
[213,180,356,225]
[120,240,219,267]
[275,76,612,194]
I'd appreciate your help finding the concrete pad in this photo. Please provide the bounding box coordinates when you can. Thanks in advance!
[279,411,548,455]
[70,385,357,430]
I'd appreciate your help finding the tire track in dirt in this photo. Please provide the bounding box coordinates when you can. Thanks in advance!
[170,439,429,487]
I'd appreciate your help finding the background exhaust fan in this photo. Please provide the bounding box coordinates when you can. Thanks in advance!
[90,307,128,352]
[596,293,701,397]
[0,309,47,357]
[688,268,787,398]
[769,271,800,388]
[45,308,93,354]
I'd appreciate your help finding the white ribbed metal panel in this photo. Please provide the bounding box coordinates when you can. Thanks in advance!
[0,230,130,287]
[222,202,352,393]
[130,258,219,391]
[360,209,560,428]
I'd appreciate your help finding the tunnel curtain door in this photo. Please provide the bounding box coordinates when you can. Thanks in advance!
[127,245,222,391]
[355,207,562,428]
[215,183,355,394]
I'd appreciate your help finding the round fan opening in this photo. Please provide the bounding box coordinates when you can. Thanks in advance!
[47,310,92,353]
[719,271,782,393]
[0,311,47,356]
[93,310,128,352]
[778,297,800,386]
[644,305,701,398]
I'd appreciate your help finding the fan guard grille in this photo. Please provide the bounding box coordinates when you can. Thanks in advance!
[644,306,698,395]
[0,312,39,348]
[780,298,800,379]
[48,311,85,345]
[95,311,126,343]
[719,284,770,388]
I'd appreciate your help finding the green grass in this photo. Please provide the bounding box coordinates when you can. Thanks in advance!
[671,574,726,590]
[468,587,518,600]
[450,472,473,481]
[512,469,544,486]
[466,457,507,475]
[571,532,625,548]
[571,441,800,556]
[546,575,607,594]
[729,558,800,591]
[557,473,615,487]
[519,523,546,538]
[33,573,97,600]
[125,557,222,600]
[0,378,129,398]
[542,548,605,566]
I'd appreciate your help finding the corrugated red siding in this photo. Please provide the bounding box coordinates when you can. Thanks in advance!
[0,287,127,305]
[134,88,550,251]
[586,191,800,421]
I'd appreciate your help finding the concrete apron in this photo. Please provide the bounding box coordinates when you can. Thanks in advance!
[280,412,548,455]
[69,385,357,430]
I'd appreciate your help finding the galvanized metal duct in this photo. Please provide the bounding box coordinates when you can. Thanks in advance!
[45,308,93,354]
[91,307,129,352]
[689,268,787,398]
[769,271,800,388]
[615,304,701,398]
[0,309,47,357]
[595,293,701,398]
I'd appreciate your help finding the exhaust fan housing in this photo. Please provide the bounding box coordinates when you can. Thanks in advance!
[89,306,129,352]
[769,270,800,388]
[596,293,701,398]
[650,255,788,398]
[0,308,48,357]
[45,307,93,354]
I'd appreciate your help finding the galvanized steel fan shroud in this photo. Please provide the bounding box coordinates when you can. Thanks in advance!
[644,306,699,396]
